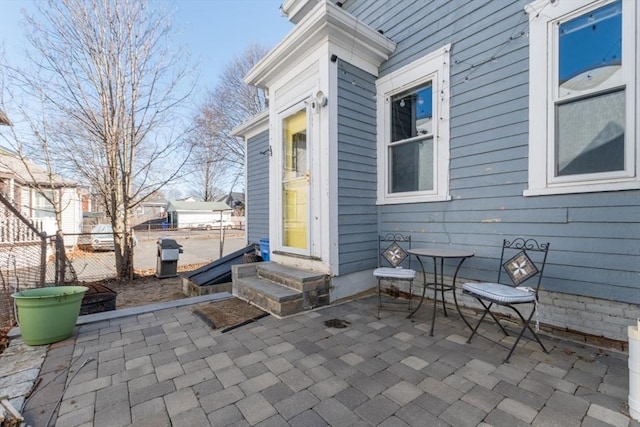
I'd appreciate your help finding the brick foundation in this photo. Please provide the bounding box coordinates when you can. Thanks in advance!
[382,278,635,352]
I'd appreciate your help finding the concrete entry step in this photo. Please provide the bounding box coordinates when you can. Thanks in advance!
[235,276,303,317]
[232,262,330,317]
[256,262,329,293]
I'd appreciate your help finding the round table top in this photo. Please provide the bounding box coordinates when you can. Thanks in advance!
[408,248,475,258]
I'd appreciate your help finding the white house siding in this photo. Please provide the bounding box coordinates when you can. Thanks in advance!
[246,130,270,245]
[60,187,82,246]
[14,186,80,245]
[175,212,232,229]
[337,61,379,276]
[338,0,639,338]
[165,201,233,229]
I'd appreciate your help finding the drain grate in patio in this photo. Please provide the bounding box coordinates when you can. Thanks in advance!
[192,298,268,333]
[324,318,350,328]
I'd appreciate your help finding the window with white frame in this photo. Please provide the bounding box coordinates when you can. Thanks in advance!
[376,45,450,204]
[526,0,638,195]
[33,190,55,218]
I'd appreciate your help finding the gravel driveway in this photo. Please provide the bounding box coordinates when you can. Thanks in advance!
[134,229,249,271]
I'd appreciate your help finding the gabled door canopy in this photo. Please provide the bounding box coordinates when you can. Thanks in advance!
[245,0,396,88]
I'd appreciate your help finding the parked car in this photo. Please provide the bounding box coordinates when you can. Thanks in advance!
[91,224,114,251]
[206,219,234,230]
[90,224,137,251]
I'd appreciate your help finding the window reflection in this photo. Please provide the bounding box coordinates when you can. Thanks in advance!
[556,0,625,177]
[390,83,434,193]
[559,0,621,93]
[391,84,432,142]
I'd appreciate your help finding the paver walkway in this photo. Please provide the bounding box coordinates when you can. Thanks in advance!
[17,295,638,426]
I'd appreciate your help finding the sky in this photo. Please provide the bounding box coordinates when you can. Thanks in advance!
[0,0,293,94]
[0,0,293,197]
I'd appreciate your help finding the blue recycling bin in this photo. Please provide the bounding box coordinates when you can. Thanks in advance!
[259,238,270,261]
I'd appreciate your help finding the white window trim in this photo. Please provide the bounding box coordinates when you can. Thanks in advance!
[525,0,639,196]
[376,45,451,205]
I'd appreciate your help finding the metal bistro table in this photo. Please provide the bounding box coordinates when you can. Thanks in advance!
[408,248,474,336]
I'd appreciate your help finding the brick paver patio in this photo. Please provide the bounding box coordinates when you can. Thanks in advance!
[19,295,637,426]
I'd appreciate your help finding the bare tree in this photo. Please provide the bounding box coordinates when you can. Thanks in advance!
[0,55,78,285]
[184,118,227,202]
[189,43,268,196]
[3,0,195,279]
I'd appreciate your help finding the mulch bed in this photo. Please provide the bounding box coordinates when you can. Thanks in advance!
[0,325,10,355]
[192,298,267,333]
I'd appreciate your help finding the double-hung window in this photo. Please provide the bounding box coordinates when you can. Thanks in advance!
[526,0,638,195]
[376,45,451,204]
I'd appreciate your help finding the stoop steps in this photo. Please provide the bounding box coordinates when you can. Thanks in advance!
[231,262,330,317]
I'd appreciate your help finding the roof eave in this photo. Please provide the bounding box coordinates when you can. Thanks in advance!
[280,0,321,24]
[232,110,269,139]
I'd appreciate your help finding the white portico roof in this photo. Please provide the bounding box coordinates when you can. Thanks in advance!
[245,0,395,88]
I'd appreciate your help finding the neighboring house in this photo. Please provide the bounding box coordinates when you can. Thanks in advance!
[135,198,167,218]
[78,186,102,214]
[214,192,245,211]
[165,200,233,229]
[0,149,82,246]
[234,0,639,342]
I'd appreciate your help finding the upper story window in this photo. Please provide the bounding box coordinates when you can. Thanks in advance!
[377,45,450,204]
[525,0,638,195]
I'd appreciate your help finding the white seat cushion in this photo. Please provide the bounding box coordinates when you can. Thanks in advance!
[462,282,535,304]
[373,267,416,280]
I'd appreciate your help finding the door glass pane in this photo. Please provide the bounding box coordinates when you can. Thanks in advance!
[390,137,434,192]
[556,89,625,176]
[559,0,621,95]
[282,109,308,249]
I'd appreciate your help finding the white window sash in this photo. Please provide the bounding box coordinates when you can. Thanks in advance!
[525,0,639,196]
[376,45,451,204]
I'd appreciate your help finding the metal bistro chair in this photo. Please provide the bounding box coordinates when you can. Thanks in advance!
[373,233,416,318]
[462,238,550,362]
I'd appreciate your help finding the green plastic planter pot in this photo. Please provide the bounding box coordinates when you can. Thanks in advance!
[12,286,88,345]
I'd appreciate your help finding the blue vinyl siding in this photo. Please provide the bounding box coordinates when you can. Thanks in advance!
[246,130,270,245]
[337,60,379,275]
[342,0,639,304]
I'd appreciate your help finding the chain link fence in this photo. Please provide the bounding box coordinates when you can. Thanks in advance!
[0,189,131,329]
[54,231,133,283]
[0,204,245,330]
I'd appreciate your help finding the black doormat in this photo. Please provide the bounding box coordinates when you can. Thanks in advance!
[192,298,268,333]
